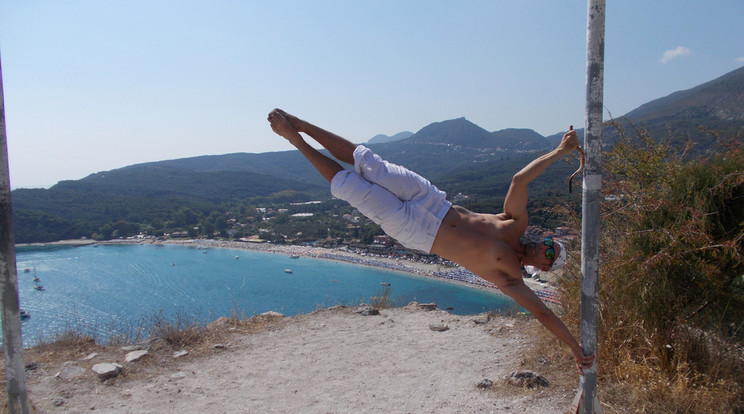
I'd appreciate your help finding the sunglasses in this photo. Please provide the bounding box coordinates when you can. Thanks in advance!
[544,237,555,262]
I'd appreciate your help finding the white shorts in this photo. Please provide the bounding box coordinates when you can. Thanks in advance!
[330,146,452,253]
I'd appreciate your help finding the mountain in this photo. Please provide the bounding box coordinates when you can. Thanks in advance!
[491,128,550,151]
[625,66,744,123]
[363,118,551,180]
[403,118,547,151]
[11,165,329,242]
[606,65,744,150]
[366,131,413,144]
[407,117,495,147]
[11,66,744,242]
[117,150,328,186]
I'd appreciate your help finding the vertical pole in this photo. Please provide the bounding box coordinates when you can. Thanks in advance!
[576,1,605,413]
[0,50,31,413]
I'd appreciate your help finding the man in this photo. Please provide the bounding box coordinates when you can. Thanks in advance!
[268,109,594,374]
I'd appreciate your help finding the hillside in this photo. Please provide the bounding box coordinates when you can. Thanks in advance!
[606,65,744,150]
[11,65,744,243]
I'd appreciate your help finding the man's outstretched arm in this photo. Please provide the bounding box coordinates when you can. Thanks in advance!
[498,278,595,375]
[503,128,579,220]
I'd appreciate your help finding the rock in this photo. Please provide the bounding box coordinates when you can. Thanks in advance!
[476,379,494,389]
[354,305,380,316]
[56,365,85,380]
[471,315,490,325]
[92,363,122,380]
[207,316,231,330]
[506,370,549,388]
[170,371,187,380]
[52,398,65,407]
[173,350,189,358]
[125,350,148,363]
[406,301,438,311]
[429,324,449,332]
[83,352,98,361]
[260,311,284,318]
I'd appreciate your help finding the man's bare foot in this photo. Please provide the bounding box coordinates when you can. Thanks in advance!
[268,110,304,146]
[272,108,305,132]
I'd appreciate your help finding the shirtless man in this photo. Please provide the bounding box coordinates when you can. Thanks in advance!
[268,109,595,374]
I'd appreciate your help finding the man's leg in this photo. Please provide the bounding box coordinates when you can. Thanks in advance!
[271,109,356,165]
[268,111,343,183]
[270,110,435,200]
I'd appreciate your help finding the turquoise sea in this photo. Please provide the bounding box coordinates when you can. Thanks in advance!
[10,244,519,347]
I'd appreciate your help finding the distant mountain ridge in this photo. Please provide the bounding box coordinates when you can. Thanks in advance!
[625,65,744,123]
[605,65,744,150]
[367,131,413,144]
[11,65,744,242]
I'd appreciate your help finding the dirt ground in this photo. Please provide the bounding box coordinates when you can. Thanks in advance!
[9,306,579,413]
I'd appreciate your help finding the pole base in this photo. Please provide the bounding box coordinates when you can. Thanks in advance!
[569,376,602,414]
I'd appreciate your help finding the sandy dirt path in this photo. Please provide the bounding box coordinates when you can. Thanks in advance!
[20,307,576,413]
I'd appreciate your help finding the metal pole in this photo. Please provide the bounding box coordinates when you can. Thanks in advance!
[0,49,31,413]
[570,1,605,413]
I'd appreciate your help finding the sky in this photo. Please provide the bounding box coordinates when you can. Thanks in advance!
[1,1,743,189]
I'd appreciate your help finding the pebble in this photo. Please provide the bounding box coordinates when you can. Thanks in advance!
[429,324,449,332]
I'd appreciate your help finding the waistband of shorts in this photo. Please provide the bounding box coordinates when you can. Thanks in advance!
[435,199,453,221]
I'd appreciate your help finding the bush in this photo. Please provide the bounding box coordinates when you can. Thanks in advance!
[149,310,207,348]
[556,124,744,412]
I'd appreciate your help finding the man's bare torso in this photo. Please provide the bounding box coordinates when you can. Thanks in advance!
[430,206,526,286]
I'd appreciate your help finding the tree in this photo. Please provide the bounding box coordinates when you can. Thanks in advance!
[173,208,199,227]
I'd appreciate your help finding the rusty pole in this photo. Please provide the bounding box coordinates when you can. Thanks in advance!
[571,1,605,413]
[0,49,31,413]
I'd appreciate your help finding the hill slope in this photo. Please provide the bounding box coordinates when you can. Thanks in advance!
[607,65,744,149]
[11,66,744,242]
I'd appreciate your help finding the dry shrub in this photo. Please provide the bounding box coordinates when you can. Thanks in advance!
[546,123,744,413]
[148,309,210,348]
[370,285,410,309]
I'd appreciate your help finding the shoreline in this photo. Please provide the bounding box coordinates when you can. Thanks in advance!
[102,238,561,307]
[17,237,560,307]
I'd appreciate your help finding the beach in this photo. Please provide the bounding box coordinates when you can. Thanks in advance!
[133,238,561,307]
[28,238,559,302]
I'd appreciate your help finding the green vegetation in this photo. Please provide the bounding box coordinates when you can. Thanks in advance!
[11,142,578,245]
[13,65,744,245]
[554,124,744,412]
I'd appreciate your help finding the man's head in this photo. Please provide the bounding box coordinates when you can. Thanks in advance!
[522,235,567,274]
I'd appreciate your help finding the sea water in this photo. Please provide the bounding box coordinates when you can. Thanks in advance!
[9,244,519,347]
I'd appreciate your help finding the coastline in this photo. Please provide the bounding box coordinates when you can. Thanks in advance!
[16,239,98,248]
[17,237,560,307]
[12,240,574,412]
[100,238,561,307]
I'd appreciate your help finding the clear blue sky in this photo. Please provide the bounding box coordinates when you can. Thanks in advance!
[1,1,742,189]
